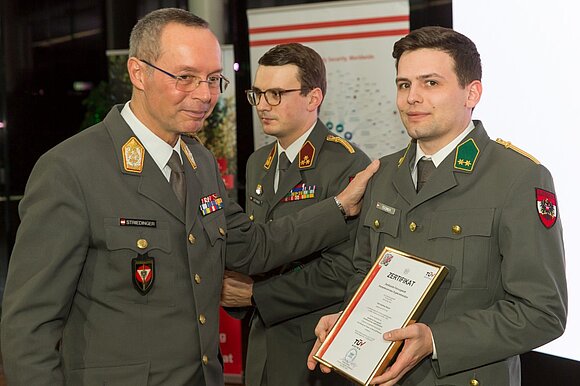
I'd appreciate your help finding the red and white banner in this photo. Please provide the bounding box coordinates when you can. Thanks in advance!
[248,0,410,160]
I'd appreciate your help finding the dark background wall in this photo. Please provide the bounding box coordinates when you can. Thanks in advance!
[0,0,577,384]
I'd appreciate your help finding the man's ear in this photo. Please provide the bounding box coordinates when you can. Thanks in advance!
[465,80,482,109]
[307,88,324,112]
[127,57,146,91]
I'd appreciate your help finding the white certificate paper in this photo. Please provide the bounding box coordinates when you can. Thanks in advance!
[314,246,447,385]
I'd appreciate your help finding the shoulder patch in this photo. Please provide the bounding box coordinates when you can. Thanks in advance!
[326,134,355,154]
[496,138,540,164]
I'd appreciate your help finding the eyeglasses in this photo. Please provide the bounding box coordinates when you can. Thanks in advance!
[245,88,309,106]
[139,59,230,94]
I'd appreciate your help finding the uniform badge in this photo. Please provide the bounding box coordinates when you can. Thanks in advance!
[122,137,145,173]
[132,254,155,295]
[536,188,558,228]
[281,183,316,202]
[199,193,224,216]
[299,141,316,169]
[454,138,479,172]
[255,184,263,196]
[264,145,276,170]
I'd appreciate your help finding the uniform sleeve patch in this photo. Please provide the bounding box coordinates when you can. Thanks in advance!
[536,188,558,228]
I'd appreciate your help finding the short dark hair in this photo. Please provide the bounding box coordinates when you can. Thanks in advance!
[259,43,327,98]
[129,8,209,62]
[392,26,481,88]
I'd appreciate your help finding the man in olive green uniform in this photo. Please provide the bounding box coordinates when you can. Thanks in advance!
[308,27,566,386]
[221,43,369,386]
[0,10,378,386]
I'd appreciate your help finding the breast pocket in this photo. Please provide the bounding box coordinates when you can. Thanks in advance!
[104,218,173,305]
[200,211,227,277]
[363,203,401,260]
[428,208,495,289]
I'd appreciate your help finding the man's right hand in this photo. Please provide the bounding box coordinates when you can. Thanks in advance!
[336,159,379,217]
[307,312,341,373]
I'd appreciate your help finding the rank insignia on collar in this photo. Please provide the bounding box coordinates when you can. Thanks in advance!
[454,138,479,172]
[132,254,155,295]
[199,193,224,216]
[536,188,558,228]
[299,141,316,169]
[281,183,315,202]
[264,145,276,170]
[122,137,145,173]
[180,141,197,169]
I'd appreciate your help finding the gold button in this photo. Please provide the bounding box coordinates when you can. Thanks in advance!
[199,314,206,324]
[219,227,226,236]
[136,239,148,249]
[188,234,196,244]
[452,225,462,234]
[409,222,417,232]
[202,355,208,365]
[470,379,479,386]
[249,214,254,221]
[373,220,380,229]
[194,274,201,284]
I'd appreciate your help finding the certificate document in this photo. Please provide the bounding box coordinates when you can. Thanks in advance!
[314,246,448,385]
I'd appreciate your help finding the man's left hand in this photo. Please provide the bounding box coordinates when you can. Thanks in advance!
[370,323,433,386]
[220,270,254,307]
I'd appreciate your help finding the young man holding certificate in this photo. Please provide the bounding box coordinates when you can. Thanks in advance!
[308,26,567,386]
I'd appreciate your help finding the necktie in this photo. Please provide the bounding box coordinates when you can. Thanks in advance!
[416,158,436,192]
[167,150,186,208]
[278,151,291,182]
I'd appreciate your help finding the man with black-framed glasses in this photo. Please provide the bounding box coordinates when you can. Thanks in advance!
[221,42,370,386]
[0,10,379,386]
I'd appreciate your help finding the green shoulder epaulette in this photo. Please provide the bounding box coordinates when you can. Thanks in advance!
[326,134,355,154]
[496,138,540,164]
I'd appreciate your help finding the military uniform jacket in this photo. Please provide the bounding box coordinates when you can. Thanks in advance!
[242,120,370,386]
[348,121,567,386]
[0,106,350,386]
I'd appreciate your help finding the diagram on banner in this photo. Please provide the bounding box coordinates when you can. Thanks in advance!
[321,67,408,158]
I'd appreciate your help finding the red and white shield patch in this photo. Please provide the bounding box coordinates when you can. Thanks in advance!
[132,256,155,295]
[536,188,558,228]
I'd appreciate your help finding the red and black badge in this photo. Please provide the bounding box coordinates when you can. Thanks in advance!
[536,188,558,229]
[132,254,155,295]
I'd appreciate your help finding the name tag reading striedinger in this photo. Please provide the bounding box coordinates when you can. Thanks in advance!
[314,246,448,385]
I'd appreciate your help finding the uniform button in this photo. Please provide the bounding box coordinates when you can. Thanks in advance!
[194,274,201,284]
[469,379,479,386]
[219,227,226,236]
[137,239,148,249]
[202,355,208,365]
[373,219,380,229]
[199,314,206,324]
[188,234,196,244]
[249,214,254,221]
[409,222,417,232]
[452,225,462,234]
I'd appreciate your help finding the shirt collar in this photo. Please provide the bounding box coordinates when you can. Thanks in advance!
[413,121,475,171]
[276,121,316,165]
[121,102,182,173]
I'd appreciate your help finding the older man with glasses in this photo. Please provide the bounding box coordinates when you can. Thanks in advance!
[0,9,379,386]
[221,42,370,386]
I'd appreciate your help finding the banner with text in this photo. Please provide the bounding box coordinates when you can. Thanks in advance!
[248,0,410,160]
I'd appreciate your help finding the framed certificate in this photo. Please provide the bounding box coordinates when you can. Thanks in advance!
[313,246,448,385]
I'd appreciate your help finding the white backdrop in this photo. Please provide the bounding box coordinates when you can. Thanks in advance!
[453,0,579,361]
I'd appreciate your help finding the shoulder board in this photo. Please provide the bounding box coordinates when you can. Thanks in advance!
[495,138,540,164]
[326,134,355,154]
